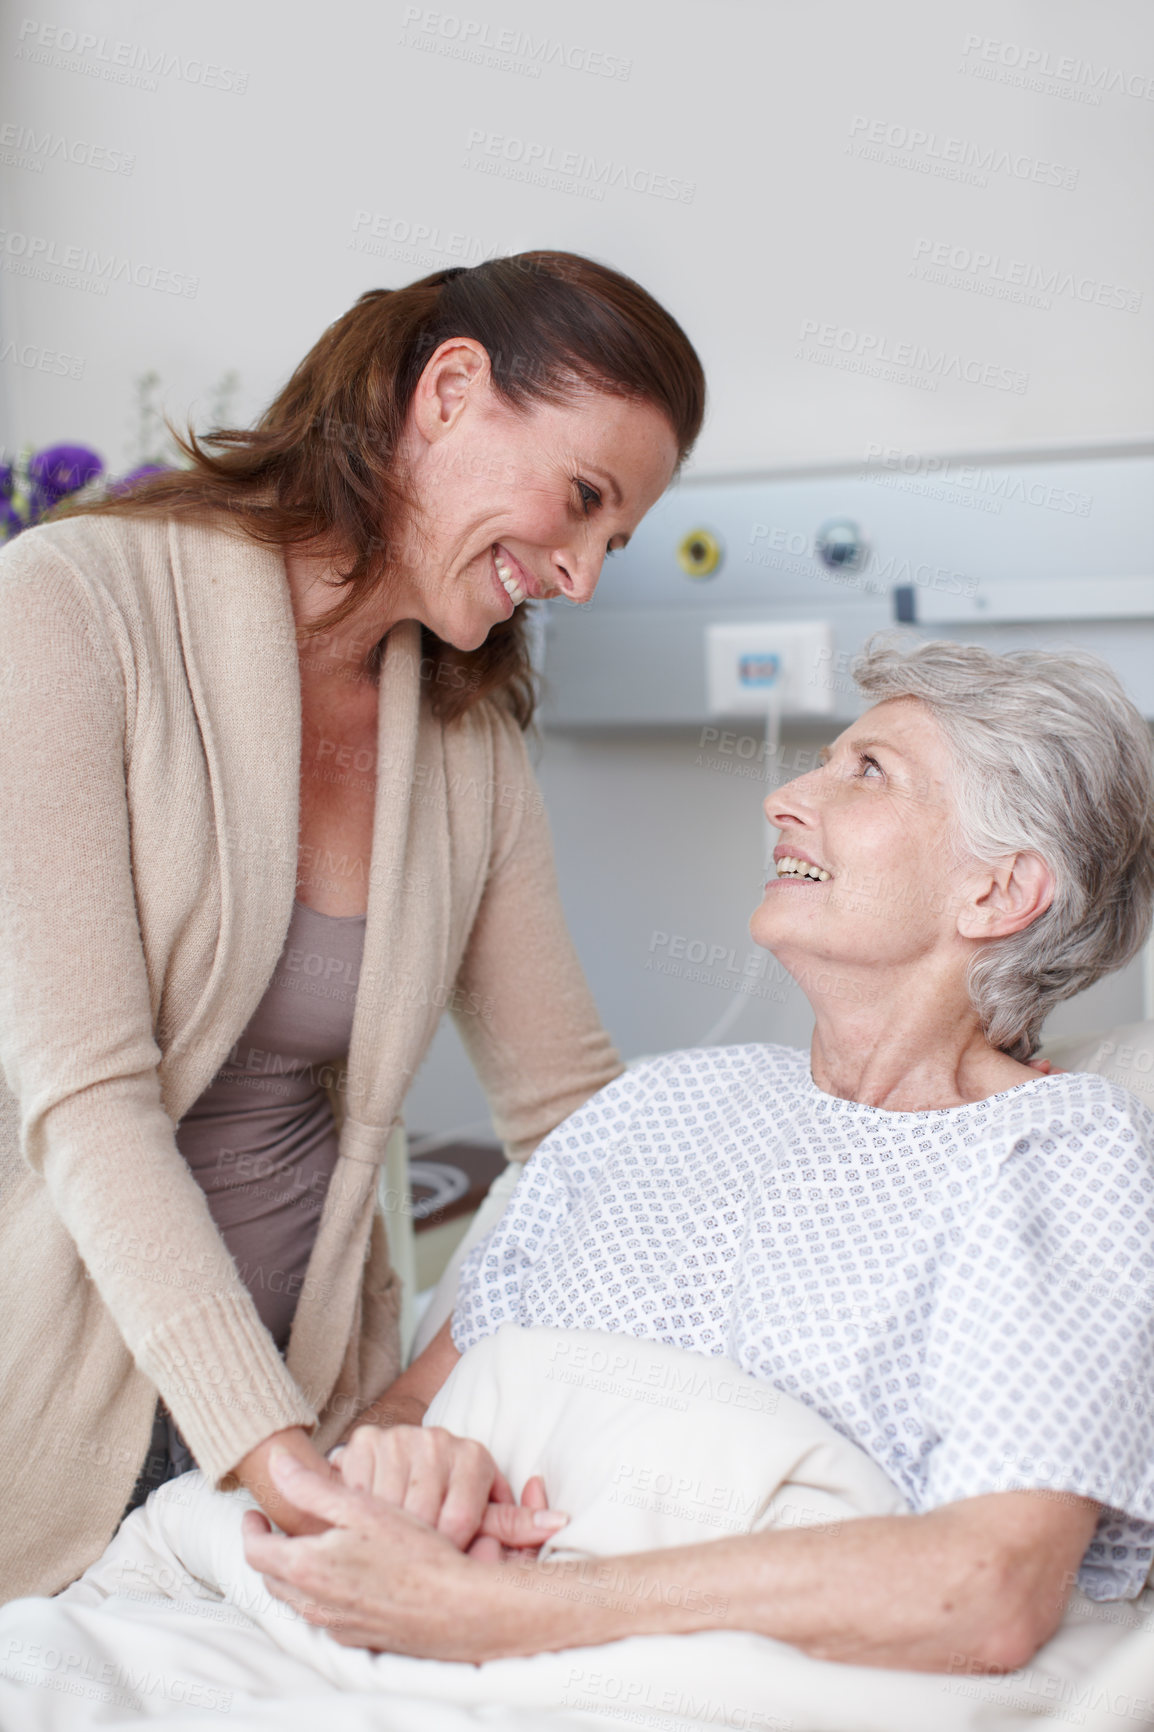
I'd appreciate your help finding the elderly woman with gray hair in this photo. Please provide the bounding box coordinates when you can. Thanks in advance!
[244,637,1154,1678]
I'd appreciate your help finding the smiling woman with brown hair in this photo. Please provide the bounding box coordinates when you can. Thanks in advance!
[0,252,705,1601]
[81,252,705,723]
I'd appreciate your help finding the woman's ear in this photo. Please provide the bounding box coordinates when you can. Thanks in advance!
[957,852,1055,941]
[410,338,492,446]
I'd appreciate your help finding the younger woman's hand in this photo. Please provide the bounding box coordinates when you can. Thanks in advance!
[334,1423,566,1554]
[233,1425,337,1536]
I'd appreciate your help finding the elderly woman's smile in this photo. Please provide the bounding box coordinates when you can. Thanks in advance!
[753,696,974,1003]
[770,850,831,882]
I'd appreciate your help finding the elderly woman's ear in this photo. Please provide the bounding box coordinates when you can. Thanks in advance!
[957,851,1055,941]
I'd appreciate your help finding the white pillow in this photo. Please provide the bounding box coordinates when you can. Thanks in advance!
[1039,1017,1154,1113]
[424,1324,908,1559]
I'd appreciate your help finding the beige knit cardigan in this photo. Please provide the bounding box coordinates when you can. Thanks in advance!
[0,514,621,1601]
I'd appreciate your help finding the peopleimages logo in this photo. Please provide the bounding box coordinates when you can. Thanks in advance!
[349,209,512,269]
[0,122,134,175]
[14,19,248,93]
[796,320,1028,395]
[463,129,696,203]
[911,238,1142,314]
[0,230,198,297]
[847,115,1079,190]
[861,446,1094,519]
[400,7,632,80]
[0,338,85,379]
[960,34,1154,102]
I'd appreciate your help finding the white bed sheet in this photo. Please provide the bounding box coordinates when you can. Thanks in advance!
[3,1326,1153,1732]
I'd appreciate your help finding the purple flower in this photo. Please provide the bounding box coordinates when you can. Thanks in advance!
[1,504,23,539]
[0,462,13,501]
[28,443,104,501]
[110,463,170,496]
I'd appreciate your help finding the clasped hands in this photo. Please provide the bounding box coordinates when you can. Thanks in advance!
[239,1424,568,1657]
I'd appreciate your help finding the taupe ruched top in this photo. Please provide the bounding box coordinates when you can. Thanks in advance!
[175,900,367,1350]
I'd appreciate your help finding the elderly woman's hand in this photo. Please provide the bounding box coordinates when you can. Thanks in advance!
[332,1423,566,1556]
[242,1452,514,1657]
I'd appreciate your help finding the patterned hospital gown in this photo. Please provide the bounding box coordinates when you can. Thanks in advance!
[453,1044,1154,1599]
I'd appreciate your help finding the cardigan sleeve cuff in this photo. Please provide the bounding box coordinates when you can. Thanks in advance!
[135,1291,318,1482]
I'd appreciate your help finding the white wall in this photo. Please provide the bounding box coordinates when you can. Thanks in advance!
[5,0,1153,467]
[3,0,1151,1137]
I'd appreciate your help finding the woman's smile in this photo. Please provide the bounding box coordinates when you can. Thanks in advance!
[491,542,540,613]
[751,698,961,971]
[399,382,680,652]
[769,845,832,887]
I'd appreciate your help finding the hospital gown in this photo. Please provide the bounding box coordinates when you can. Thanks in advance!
[453,1044,1154,1599]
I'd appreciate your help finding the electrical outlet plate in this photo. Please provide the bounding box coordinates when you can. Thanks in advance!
[705,620,835,716]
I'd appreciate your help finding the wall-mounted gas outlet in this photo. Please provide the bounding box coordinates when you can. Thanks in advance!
[705,620,835,716]
[676,526,724,579]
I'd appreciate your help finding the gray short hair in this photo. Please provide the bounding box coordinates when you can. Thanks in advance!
[853,636,1154,1060]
